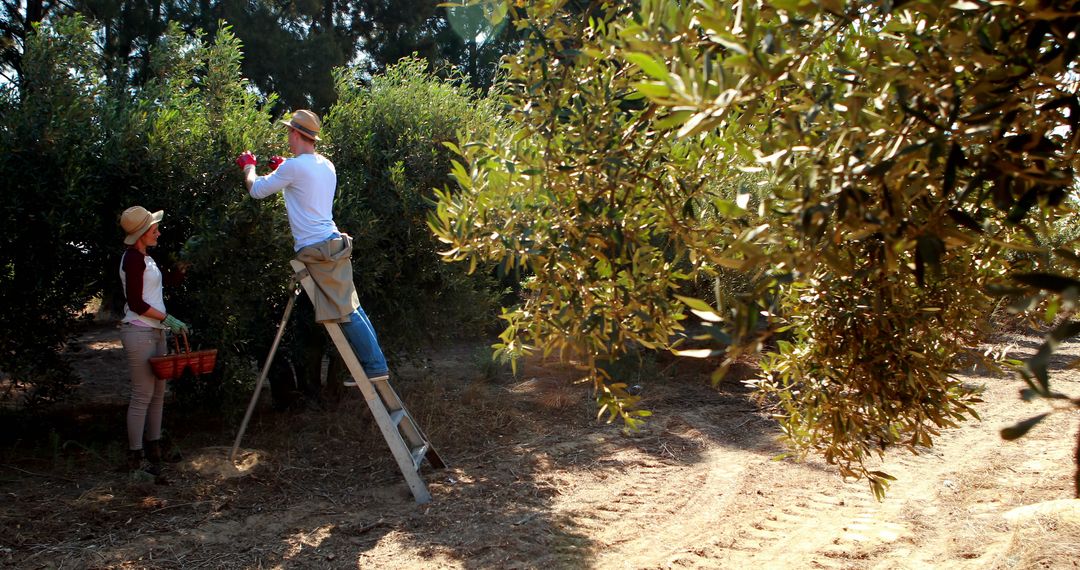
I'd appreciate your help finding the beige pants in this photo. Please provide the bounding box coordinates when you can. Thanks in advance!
[120,324,167,451]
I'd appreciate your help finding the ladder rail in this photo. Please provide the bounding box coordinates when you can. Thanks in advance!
[324,324,433,504]
[288,260,444,503]
[229,286,301,463]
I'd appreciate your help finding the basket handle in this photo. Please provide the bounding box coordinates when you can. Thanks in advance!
[170,331,192,355]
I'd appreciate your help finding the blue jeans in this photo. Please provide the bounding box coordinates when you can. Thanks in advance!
[340,305,388,377]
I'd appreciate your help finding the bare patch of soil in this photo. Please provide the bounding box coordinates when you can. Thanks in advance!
[1,324,1077,569]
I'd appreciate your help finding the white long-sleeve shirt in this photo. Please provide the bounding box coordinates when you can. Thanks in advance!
[250,153,340,251]
[119,249,166,328]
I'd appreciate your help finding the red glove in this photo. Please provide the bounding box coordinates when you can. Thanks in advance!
[268,155,285,172]
[235,151,257,169]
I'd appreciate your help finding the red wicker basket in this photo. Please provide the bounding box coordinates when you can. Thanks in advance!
[149,331,217,380]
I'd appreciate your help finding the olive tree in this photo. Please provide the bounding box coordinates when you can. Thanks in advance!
[432,0,1079,496]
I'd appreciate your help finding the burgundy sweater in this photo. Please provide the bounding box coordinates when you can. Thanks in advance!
[121,247,185,315]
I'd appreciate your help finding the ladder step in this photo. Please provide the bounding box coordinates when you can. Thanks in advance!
[346,374,388,388]
[389,409,406,426]
[411,443,429,470]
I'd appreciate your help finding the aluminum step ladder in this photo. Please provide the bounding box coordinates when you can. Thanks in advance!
[293,260,446,503]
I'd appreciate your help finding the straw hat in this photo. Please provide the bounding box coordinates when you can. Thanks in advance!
[279,109,322,141]
[120,206,164,245]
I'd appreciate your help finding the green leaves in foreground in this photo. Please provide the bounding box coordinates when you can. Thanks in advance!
[436,0,1080,496]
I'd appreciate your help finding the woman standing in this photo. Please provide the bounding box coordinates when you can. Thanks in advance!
[118,206,189,481]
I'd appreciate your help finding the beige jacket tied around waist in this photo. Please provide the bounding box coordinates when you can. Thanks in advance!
[294,234,361,323]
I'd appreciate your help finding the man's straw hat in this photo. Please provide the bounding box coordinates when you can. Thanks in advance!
[279,109,322,141]
[120,206,164,245]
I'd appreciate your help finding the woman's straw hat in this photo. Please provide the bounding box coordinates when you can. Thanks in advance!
[120,206,164,245]
[279,109,322,141]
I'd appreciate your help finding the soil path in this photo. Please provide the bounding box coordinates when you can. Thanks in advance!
[1,325,1077,569]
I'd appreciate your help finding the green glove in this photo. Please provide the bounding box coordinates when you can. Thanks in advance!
[162,314,190,335]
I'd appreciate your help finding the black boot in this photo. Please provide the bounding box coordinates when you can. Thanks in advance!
[144,440,161,463]
[143,441,164,476]
[141,443,167,484]
[127,449,156,482]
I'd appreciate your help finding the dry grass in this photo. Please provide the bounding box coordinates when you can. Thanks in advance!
[6,324,1078,569]
[991,513,1080,569]
[507,377,588,410]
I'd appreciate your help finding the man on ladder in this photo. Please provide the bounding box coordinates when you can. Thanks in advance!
[235,109,389,383]
[233,110,444,503]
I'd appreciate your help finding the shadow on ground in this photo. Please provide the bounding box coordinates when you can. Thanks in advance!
[1,328,791,569]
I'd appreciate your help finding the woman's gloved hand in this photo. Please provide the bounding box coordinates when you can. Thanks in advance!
[162,314,190,335]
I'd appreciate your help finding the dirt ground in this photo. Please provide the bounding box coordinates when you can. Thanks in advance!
[1,323,1078,569]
